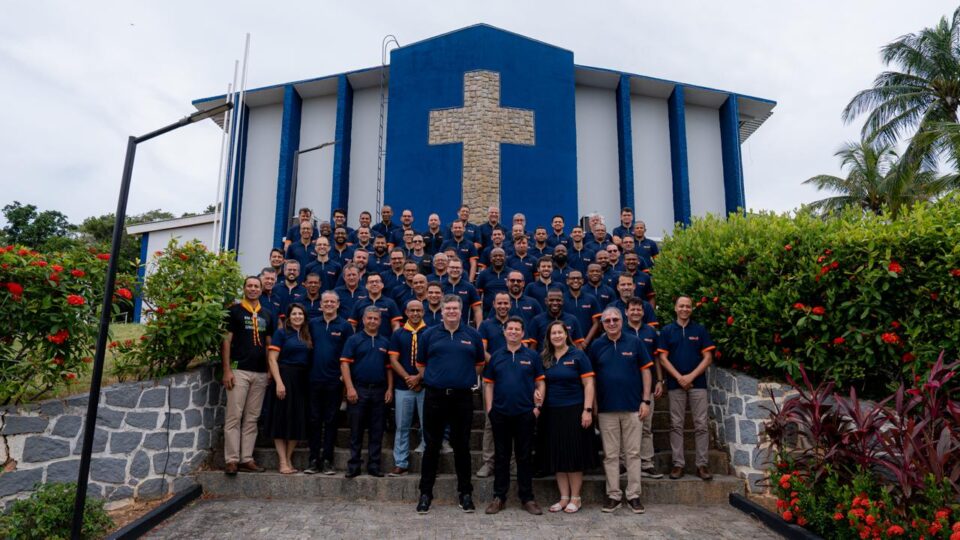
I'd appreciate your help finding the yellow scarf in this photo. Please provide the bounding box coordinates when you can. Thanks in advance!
[403,320,427,364]
[240,299,262,347]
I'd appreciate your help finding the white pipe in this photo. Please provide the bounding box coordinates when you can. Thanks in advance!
[212,81,234,254]
[226,34,251,251]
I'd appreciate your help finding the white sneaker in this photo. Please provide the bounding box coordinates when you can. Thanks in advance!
[476,463,493,478]
[414,445,425,454]
[441,441,454,454]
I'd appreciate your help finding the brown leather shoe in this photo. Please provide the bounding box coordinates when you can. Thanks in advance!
[522,500,543,515]
[224,462,238,475]
[697,465,713,481]
[239,460,265,473]
[669,466,684,479]
[485,498,505,515]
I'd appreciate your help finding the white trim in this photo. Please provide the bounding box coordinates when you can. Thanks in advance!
[126,214,216,235]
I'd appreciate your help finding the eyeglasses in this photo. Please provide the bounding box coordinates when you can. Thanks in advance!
[508,279,523,282]
[413,239,424,243]
[601,318,621,324]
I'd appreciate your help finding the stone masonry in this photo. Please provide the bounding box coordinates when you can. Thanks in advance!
[706,366,797,494]
[429,70,535,219]
[0,366,224,509]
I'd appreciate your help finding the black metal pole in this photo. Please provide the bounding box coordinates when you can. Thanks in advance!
[71,136,137,539]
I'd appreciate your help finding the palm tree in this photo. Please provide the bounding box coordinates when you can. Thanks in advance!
[842,7,960,165]
[804,140,955,218]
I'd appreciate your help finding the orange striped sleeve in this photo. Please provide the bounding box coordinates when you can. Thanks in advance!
[702,345,717,353]
[580,371,595,378]
[535,375,545,381]
[340,357,353,363]
[267,345,281,352]
[482,377,495,383]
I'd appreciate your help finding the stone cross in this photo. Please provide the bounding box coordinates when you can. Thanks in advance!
[429,70,535,218]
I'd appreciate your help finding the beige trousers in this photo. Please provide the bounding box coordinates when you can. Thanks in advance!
[640,397,655,468]
[598,411,642,501]
[223,369,269,464]
[668,388,709,468]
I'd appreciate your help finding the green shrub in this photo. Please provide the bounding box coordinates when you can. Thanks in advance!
[653,198,960,393]
[112,238,242,379]
[0,482,114,540]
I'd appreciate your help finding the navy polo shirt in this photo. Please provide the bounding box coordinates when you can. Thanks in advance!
[423,306,444,327]
[333,285,368,318]
[285,223,320,243]
[260,290,282,318]
[551,266,573,285]
[526,312,583,350]
[368,251,390,274]
[588,333,653,413]
[524,280,567,311]
[477,222,506,250]
[630,271,655,301]
[506,254,536,284]
[478,316,513,354]
[547,232,571,248]
[329,245,355,265]
[426,272,448,284]
[308,316,354,384]
[476,267,510,313]
[388,325,428,380]
[422,230,445,255]
[379,270,406,297]
[543,348,594,408]
[285,241,317,276]
[563,291,601,340]
[349,295,402,338]
[607,298,659,328]
[417,324,485,389]
[440,238,479,268]
[341,332,391,386]
[636,238,660,268]
[389,226,417,247]
[301,294,323,320]
[657,321,715,390]
[274,283,307,316]
[269,328,311,367]
[391,284,415,307]
[444,221,478,244]
[372,221,400,239]
[479,244,509,268]
[611,225,632,242]
[303,259,342,292]
[625,323,659,362]
[567,245,596,272]
[530,244,554,260]
[482,346,544,416]
[584,283,616,310]
[441,279,481,325]
[508,295,542,325]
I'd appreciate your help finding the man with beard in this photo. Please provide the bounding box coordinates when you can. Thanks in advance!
[442,259,482,327]
[527,289,583,350]
[305,236,342,293]
[368,235,391,273]
[563,270,601,347]
[567,226,595,273]
[274,260,306,316]
[440,220,479,282]
[584,263,616,310]
[530,227,554,259]
[301,273,324,320]
[476,247,510,315]
[550,244,573,284]
[330,227,355,265]
[505,270,542,325]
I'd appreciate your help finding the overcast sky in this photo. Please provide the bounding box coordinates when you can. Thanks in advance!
[1,1,956,226]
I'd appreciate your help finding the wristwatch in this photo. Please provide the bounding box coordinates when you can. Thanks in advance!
[641,399,651,405]
[583,407,593,413]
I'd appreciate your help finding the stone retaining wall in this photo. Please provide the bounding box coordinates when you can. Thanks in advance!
[0,366,224,509]
[707,366,797,493]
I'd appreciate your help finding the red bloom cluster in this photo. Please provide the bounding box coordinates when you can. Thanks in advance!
[66,294,85,306]
[811,306,826,316]
[888,261,904,274]
[46,329,69,345]
[4,282,24,301]
[881,332,901,345]
[96,253,110,261]
[833,337,845,345]
[29,260,48,267]
[950,269,960,278]
[726,316,734,326]
[901,352,916,363]
[115,288,133,300]
[51,264,64,272]
[784,244,792,251]
[70,269,85,278]
[793,302,805,310]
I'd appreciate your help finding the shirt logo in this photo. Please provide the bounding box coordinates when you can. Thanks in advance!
[378,347,387,353]
[621,351,634,357]
[519,360,531,365]
[562,361,574,366]
[689,336,700,341]
[331,332,342,336]
[460,340,473,345]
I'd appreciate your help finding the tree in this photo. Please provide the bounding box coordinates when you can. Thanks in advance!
[804,139,955,218]
[842,7,960,166]
[1,201,75,249]
[78,209,176,276]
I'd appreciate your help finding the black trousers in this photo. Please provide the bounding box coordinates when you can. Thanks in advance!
[308,381,342,464]
[490,409,536,502]
[347,384,386,474]
[419,386,474,497]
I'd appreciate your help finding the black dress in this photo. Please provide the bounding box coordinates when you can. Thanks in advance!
[536,349,598,473]
[263,328,311,440]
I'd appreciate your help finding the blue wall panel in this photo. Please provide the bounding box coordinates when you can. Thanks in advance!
[331,75,354,216]
[133,232,148,323]
[615,75,635,211]
[667,86,691,226]
[720,95,745,214]
[274,85,303,247]
[229,105,250,251]
[384,25,578,229]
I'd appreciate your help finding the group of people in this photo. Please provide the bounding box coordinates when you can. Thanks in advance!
[220,204,716,515]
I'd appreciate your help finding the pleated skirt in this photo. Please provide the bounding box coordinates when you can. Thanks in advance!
[536,404,599,474]
[263,364,310,441]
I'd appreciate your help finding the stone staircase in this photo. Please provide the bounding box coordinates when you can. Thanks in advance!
[198,393,743,504]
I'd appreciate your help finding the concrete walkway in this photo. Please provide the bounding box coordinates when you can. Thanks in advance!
[146,498,779,539]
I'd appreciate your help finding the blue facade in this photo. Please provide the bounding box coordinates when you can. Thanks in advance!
[615,75,635,211]
[331,75,354,215]
[133,232,149,323]
[720,95,745,214]
[274,85,303,247]
[220,102,249,251]
[667,86,691,226]
[384,25,579,230]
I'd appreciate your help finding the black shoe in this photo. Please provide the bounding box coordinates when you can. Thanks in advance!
[321,460,336,475]
[416,494,432,514]
[458,493,476,513]
[627,498,645,514]
[303,460,321,475]
[602,496,622,513]
[368,470,384,478]
[345,469,360,479]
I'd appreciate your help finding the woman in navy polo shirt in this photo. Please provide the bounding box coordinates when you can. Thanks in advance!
[536,320,596,513]
[265,303,313,474]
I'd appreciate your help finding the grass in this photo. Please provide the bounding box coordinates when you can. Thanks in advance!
[46,322,145,401]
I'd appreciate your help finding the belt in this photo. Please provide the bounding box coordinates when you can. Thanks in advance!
[355,383,387,390]
[426,386,472,396]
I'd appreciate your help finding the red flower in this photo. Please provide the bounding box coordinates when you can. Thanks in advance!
[48,272,61,284]
[784,244,792,251]
[17,248,30,256]
[46,329,69,345]
[96,253,110,261]
[830,261,839,269]
[65,373,76,380]
[155,250,163,256]
[782,510,793,522]
[115,288,133,300]
[712,296,719,303]
[52,357,64,365]
[902,352,916,363]
[726,316,734,326]
[951,269,960,278]
[886,525,904,536]
[833,337,845,345]
[890,320,901,329]
[881,332,900,345]
[156,307,165,315]
[834,512,844,521]
[811,306,826,316]
[5,282,24,300]
[51,264,64,272]
[776,499,787,510]
[178,253,189,261]
[792,302,805,310]
[907,388,922,397]
[824,249,832,255]
[866,515,876,526]
[796,516,807,526]
[66,294,85,306]
[817,255,826,263]
[773,333,782,344]
[888,261,903,274]
[82,357,93,363]
[108,341,120,349]
[820,265,830,275]
[30,260,48,267]
[937,509,951,520]
[930,521,943,535]
[931,292,940,300]
[70,269,85,278]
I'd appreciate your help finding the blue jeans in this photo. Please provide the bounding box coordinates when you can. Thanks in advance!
[393,388,425,468]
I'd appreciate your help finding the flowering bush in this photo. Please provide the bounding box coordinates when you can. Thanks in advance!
[112,239,241,380]
[0,245,129,404]
[654,197,960,394]
[764,355,960,539]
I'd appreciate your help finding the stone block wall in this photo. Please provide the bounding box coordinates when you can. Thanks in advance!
[0,366,224,509]
[707,366,797,494]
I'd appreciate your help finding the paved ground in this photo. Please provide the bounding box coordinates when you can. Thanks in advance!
[146,498,779,539]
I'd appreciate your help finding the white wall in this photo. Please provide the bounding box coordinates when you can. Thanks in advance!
[347,87,385,227]
[237,104,282,275]
[142,222,214,320]
[297,95,338,222]
[574,86,620,227]
[630,96,674,240]
[685,105,726,219]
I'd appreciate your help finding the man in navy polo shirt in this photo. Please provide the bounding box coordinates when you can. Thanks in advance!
[547,215,570,248]
[427,252,449,283]
[283,207,319,249]
[333,264,368,319]
[423,213,445,256]
[332,208,355,240]
[506,235,536,284]
[389,209,417,248]
[301,273,323,320]
[567,226,595,273]
[269,248,285,276]
[609,274,658,328]
[658,296,716,481]
[340,307,393,478]
[274,260,306,317]
[479,229,508,269]
[440,220,479,282]
[258,268,281,318]
[372,205,399,239]
[624,297,665,479]
[527,289,583,351]
[415,295,485,514]
[394,272,428,309]
[442,258,482,327]
[304,236,342,293]
[482,316,545,515]
[550,244,573,284]
[585,263,616,310]
[525,256,565,310]
[349,273,402,338]
[633,221,660,269]
[589,307,653,514]
[476,291,513,478]
[285,221,317,274]
[530,227,554,259]
[476,247,510,315]
[586,222,612,253]
[369,236,391,273]
[445,205,479,247]
[505,271,542,325]
[353,226,374,252]
[304,291,353,475]
[348,210,372,244]
[388,299,429,476]
[423,283,444,327]
[621,252,655,303]
[477,206,505,251]
[563,270,601,347]
[330,227,355,265]
[611,207,634,246]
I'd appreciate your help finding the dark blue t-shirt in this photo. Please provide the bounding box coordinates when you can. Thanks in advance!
[349,295,402,338]
[269,327,311,367]
[607,298,659,328]
[506,254,536,284]
[567,245,596,272]
[657,321,715,390]
[526,312,583,350]
[418,324,485,389]
[524,280,567,311]
[301,295,323,320]
[588,333,653,413]
[563,291,601,340]
[482,346,544,416]
[508,295,542,325]
[308,316,354,384]
[543,348,594,408]
[440,238,479,269]
[341,332,391,386]
[333,285,368,319]
[636,237,660,268]
[441,279,481,325]
[624,323,659,360]
[285,241,317,278]
[478,316,513,355]
[475,267,510,313]
[304,259,342,292]
[285,223,320,244]
[584,283,615,310]
[274,283,307,317]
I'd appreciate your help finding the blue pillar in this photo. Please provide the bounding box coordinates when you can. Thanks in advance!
[615,75,635,211]
[331,75,354,217]
[133,232,148,323]
[720,95,745,214]
[227,105,249,251]
[667,85,691,226]
[274,85,303,247]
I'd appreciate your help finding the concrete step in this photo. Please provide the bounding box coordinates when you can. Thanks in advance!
[213,448,729,476]
[197,470,743,505]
